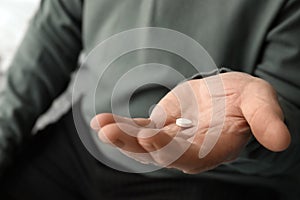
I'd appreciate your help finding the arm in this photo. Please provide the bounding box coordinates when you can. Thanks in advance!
[0,0,83,174]
[233,0,300,176]
[89,0,300,176]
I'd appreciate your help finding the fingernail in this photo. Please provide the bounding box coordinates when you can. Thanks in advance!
[98,131,109,143]
[90,117,100,130]
[198,148,209,159]
[133,118,152,126]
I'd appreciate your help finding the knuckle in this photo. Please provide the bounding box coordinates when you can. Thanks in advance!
[137,138,155,150]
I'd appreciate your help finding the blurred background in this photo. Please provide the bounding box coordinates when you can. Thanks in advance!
[0,0,40,90]
[0,0,65,130]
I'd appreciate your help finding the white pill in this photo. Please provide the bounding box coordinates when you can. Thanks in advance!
[176,118,193,128]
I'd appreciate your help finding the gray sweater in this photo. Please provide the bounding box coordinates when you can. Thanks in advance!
[0,0,300,197]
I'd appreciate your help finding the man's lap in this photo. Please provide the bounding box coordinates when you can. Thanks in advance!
[0,109,280,200]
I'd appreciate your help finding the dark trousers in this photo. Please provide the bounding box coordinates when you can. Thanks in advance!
[0,109,280,200]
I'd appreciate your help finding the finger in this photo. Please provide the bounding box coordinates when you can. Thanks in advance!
[119,150,156,165]
[150,89,184,128]
[90,113,152,130]
[241,80,291,152]
[137,129,174,152]
[150,103,176,128]
[138,133,201,172]
[137,129,183,167]
[99,123,147,153]
[151,81,200,128]
[137,127,197,167]
[137,125,250,173]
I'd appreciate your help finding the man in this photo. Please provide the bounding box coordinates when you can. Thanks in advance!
[0,0,299,199]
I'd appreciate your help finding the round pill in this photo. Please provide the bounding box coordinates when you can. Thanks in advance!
[176,118,193,128]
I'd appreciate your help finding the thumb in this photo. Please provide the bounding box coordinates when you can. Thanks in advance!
[241,82,291,152]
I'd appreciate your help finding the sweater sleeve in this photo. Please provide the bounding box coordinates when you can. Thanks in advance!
[227,0,300,176]
[0,0,83,174]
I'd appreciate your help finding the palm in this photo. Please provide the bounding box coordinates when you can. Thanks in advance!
[148,73,252,172]
[91,72,290,174]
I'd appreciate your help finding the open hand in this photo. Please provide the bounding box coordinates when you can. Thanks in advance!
[90,72,290,174]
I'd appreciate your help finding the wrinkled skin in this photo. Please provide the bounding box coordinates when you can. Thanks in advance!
[90,72,291,174]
